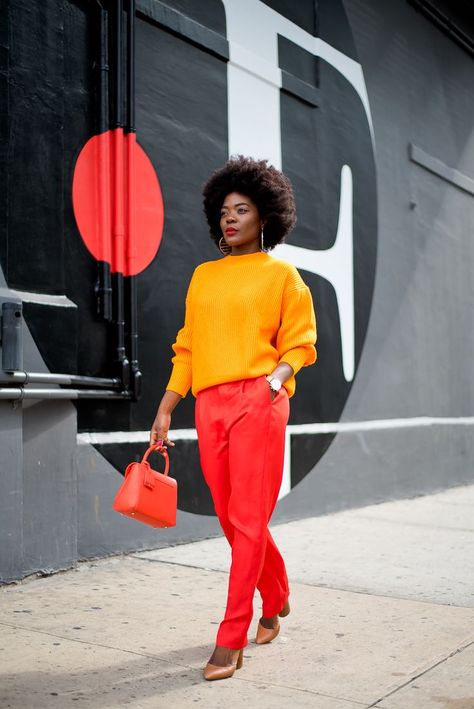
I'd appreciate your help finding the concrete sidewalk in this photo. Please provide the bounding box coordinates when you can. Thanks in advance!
[1,484,474,708]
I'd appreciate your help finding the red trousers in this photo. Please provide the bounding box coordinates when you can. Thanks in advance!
[195,374,290,649]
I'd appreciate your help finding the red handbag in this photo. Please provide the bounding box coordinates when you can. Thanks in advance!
[112,444,177,528]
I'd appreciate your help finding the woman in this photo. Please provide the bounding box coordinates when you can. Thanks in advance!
[149,155,317,681]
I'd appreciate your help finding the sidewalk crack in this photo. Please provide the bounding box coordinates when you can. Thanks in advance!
[365,638,474,708]
[0,620,184,669]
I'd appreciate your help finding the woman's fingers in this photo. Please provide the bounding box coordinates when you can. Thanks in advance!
[157,437,176,449]
[149,430,159,447]
[149,430,175,450]
[149,411,175,450]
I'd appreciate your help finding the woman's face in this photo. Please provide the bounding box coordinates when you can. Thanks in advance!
[219,191,263,253]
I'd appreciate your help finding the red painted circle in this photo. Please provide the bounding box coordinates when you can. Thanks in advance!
[72,130,164,276]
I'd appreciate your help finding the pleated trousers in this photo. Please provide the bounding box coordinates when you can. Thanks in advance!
[195,374,290,649]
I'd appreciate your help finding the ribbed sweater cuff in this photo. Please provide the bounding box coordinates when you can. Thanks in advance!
[278,347,312,376]
[166,365,191,398]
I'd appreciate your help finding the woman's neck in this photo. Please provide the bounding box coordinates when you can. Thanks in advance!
[230,248,262,257]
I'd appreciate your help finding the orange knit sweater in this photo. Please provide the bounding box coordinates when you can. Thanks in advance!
[166,251,317,398]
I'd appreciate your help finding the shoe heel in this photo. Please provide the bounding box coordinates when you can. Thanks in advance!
[279,600,290,618]
[236,648,244,670]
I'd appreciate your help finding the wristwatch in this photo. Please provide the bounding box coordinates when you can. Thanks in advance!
[265,375,282,392]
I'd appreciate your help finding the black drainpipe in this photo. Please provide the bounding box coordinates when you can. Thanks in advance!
[111,0,130,389]
[125,0,142,401]
[95,1,113,322]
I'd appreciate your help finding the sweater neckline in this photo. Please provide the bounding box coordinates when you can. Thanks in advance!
[224,251,269,260]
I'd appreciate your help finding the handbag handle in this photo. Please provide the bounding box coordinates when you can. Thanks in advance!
[141,443,170,476]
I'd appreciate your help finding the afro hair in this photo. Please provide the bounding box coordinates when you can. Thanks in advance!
[202,155,297,251]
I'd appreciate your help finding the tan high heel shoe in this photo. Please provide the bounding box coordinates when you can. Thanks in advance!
[203,648,244,681]
[255,599,291,645]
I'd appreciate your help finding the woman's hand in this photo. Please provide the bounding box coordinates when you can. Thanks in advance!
[265,377,281,401]
[266,362,294,401]
[149,390,183,451]
[150,411,174,452]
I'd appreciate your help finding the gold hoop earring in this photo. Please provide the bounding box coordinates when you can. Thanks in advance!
[219,236,232,256]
